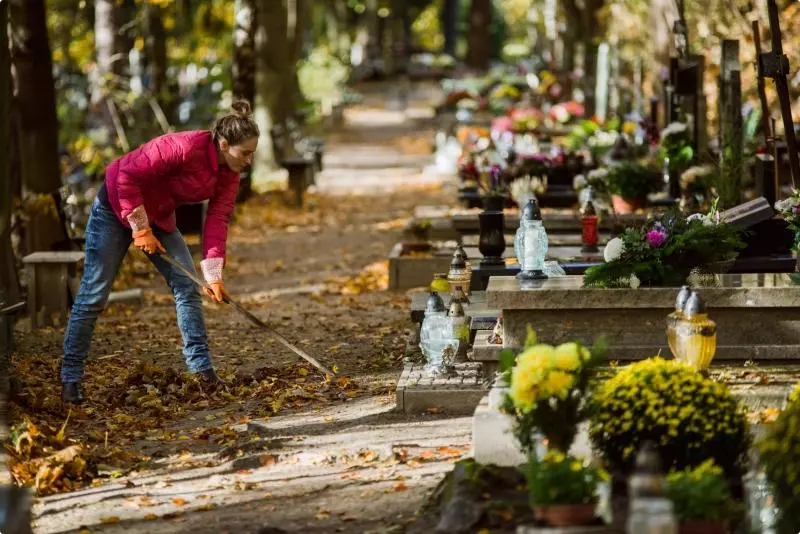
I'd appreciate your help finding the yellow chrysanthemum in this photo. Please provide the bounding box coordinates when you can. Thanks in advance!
[553,342,587,371]
[517,344,556,368]
[542,370,575,399]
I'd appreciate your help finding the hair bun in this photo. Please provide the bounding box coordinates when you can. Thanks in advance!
[230,100,252,117]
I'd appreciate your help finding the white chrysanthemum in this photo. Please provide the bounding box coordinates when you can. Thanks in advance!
[604,237,625,262]
[573,174,587,190]
[661,122,688,138]
[629,274,641,289]
[588,168,609,181]
[686,213,706,223]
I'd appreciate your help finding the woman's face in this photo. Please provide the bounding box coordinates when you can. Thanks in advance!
[219,137,258,173]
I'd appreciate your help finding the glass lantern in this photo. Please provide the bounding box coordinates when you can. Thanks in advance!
[674,291,717,370]
[420,291,449,375]
[447,249,472,297]
[456,243,472,282]
[446,299,469,361]
[516,198,549,282]
[666,285,691,360]
[627,442,678,534]
[430,273,450,294]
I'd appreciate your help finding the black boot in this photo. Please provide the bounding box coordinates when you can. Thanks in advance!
[198,368,225,386]
[62,382,84,405]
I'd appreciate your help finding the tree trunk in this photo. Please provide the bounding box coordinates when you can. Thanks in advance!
[442,0,459,57]
[287,0,307,112]
[146,4,168,108]
[9,0,67,254]
[233,0,257,105]
[252,0,290,187]
[0,0,20,309]
[465,0,492,70]
[233,0,258,202]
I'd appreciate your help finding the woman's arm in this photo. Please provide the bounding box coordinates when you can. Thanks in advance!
[117,136,187,230]
[199,171,240,282]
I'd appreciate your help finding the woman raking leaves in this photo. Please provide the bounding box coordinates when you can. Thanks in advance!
[60,101,260,405]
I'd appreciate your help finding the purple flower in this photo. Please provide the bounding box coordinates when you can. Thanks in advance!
[646,228,668,247]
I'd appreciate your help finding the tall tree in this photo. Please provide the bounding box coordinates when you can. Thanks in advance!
[442,0,460,57]
[146,3,168,112]
[0,0,20,309]
[251,0,291,186]
[465,0,492,70]
[233,0,258,201]
[563,0,606,117]
[9,0,67,253]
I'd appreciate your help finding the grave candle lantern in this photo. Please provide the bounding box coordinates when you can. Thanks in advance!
[516,198,549,283]
[666,285,691,360]
[446,299,469,362]
[430,273,450,294]
[675,291,717,370]
[580,188,599,253]
[626,442,678,534]
[455,243,473,284]
[447,249,472,297]
[420,291,448,374]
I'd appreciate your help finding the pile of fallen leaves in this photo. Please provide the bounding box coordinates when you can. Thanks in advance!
[325,261,389,295]
[7,354,360,495]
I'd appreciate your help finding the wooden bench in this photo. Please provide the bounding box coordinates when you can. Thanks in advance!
[22,251,84,329]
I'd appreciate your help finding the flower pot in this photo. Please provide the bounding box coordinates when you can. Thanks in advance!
[533,503,596,527]
[611,194,645,214]
[679,520,727,534]
[482,195,505,212]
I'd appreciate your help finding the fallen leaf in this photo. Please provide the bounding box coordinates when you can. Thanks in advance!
[392,482,408,492]
[259,454,277,466]
[172,497,188,506]
[144,514,159,521]
[100,516,120,524]
[315,509,331,520]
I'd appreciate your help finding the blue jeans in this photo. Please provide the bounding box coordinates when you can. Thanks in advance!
[61,196,214,383]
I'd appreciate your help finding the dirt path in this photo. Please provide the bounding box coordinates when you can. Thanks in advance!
[9,81,473,533]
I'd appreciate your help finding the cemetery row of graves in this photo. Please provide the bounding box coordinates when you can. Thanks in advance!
[392,2,800,532]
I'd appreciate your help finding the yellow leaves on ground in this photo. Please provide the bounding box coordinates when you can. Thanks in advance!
[325,261,389,296]
[7,354,361,496]
[100,516,120,524]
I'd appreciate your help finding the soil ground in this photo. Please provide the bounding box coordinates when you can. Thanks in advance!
[9,81,473,533]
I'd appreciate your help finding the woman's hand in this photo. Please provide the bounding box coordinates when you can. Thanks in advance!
[203,281,227,303]
[133,228,166,254]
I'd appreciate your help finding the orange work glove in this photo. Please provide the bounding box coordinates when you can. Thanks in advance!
[133,228,166,254]
[203,281,226,303]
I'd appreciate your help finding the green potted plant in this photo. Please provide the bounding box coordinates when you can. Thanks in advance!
[524,450,608,527]
[758,384,800,534]
[603,160,661,214]
[665,460,733,534]
[402,218,432,253]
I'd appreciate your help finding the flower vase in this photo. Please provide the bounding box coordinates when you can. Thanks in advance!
[479,198,506,266]
[611,195,645,214]
[533,503,597,527]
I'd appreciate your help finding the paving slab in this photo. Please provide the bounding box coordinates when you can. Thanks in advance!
[517,526,619,534]
[396,362,488,415]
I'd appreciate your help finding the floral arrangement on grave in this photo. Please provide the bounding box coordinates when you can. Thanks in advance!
[679,164,717,212]
[573,169,611,212]
[455,125,490,147]
[603,160,662,212]
[582,208,746,288]
[658,122,694,173]
[524,450,609,527]
[442,89,474,110]
[588,358,751,479]
[478,164,510,199]
[499,328,609,456]
[664,460,736,534]
[774,190,800,252]
[547,101,585,125]
[758,383,800,534]
[509,175,547,207]
[509,107,544,133]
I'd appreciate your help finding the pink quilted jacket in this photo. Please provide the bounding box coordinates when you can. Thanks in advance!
[104,130,239,262]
